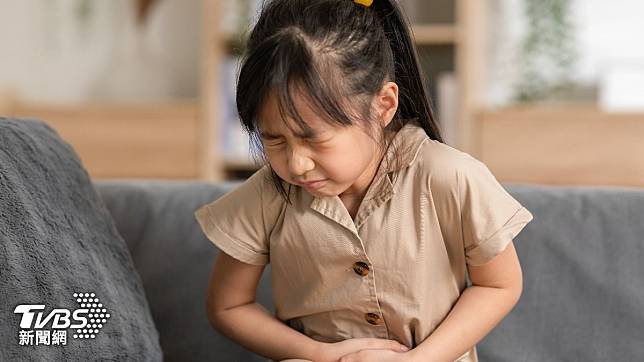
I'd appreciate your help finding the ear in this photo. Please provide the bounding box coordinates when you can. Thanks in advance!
[375,81,399,128]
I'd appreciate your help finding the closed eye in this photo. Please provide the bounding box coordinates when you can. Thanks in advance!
[260,131,283,142]
[310,138,331,146]
[306,132,332,143]
[264,140,285,147]
[261,133,284,146]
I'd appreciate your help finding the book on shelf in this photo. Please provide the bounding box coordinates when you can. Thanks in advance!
[218,0,265,169]
[219,55,252,165]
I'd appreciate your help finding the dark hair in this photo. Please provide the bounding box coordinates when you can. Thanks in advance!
[236,0,443,203]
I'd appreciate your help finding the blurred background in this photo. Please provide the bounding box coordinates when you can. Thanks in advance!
[1,0,643,186]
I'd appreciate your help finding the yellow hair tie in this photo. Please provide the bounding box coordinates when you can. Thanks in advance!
[354,0,373,7]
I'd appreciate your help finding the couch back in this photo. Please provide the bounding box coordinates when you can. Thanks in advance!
[94,180,644,361]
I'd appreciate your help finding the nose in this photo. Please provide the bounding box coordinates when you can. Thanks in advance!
[286,144,315,177]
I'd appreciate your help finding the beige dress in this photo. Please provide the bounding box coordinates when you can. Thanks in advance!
[195,119,534,362]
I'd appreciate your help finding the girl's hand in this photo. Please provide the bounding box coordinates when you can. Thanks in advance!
[337,348,415,362]
[316,338,409,362]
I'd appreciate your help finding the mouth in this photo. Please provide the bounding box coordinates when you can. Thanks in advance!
[299,179,327,189]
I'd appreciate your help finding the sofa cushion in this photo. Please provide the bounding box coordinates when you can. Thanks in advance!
[0,118,162,361]
[95,180,273,361]
[478,184,644,361]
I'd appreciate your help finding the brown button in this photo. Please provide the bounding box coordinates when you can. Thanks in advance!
[352,261,370,276]
[365,312,381,325]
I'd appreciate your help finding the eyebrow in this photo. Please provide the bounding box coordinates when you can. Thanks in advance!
[260,128,319,140]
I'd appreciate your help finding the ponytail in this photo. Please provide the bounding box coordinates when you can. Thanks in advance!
[371,0,443,142]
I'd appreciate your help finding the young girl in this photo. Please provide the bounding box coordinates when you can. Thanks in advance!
[195,0,534,361]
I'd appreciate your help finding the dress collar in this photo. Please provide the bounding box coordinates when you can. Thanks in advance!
[379,117,430,175]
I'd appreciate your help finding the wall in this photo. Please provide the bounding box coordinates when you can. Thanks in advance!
[0,0,201,104]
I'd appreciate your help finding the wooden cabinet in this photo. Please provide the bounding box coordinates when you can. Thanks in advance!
[10,102,200,179]
[477,105,644,188]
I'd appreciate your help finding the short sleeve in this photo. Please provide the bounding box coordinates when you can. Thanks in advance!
[457,155,534,266]
[194,166,285,265]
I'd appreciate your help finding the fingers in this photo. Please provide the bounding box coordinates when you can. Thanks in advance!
[362,338,408,352]
[389,340,409,352]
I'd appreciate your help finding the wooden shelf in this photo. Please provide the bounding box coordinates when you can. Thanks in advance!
[3,0,481,181]
[476,104,644,187]
[221,24,459,48]
[411,24,458,45]
[9,101,200,180]
[223,158,259,170]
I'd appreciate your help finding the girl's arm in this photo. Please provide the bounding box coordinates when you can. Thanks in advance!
[207,251,408,361]
[206,251,321,360]
[408,241,524,362]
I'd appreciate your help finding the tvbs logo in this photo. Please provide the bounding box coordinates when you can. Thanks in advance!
[13,292,111,346]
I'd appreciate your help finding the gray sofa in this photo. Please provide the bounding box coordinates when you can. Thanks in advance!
[94,179,644,361]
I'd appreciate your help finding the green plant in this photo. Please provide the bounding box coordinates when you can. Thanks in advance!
[228,0,251,56]
[514,0,578,103]
[75,0,93,28]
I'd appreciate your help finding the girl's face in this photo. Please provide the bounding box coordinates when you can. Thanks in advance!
[258,91,387,200]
